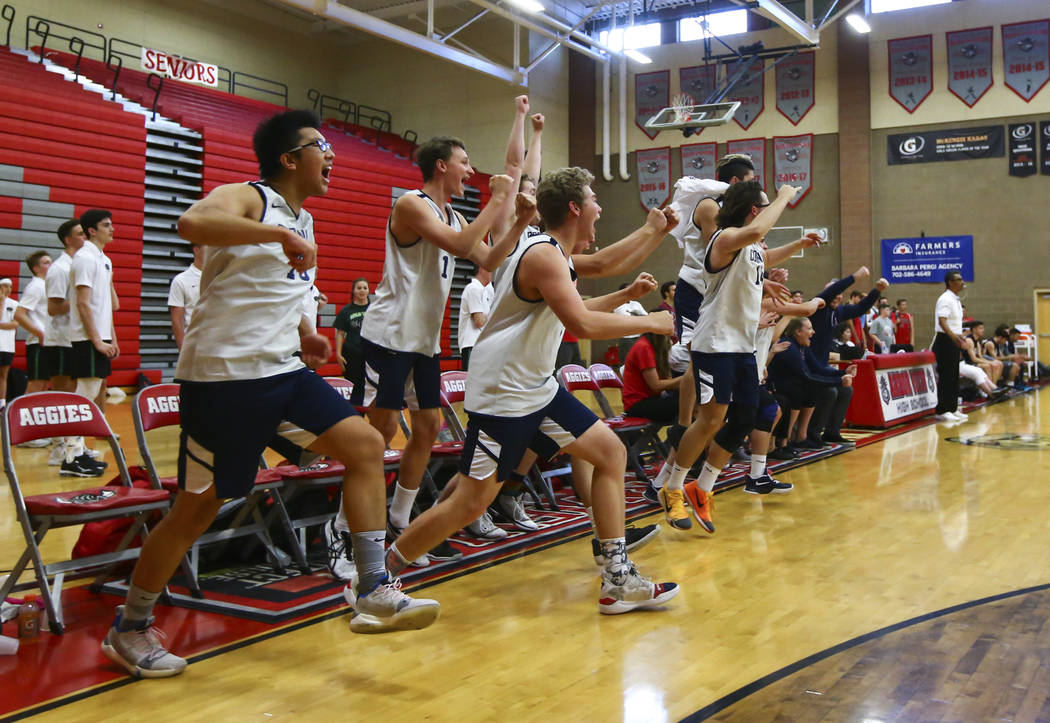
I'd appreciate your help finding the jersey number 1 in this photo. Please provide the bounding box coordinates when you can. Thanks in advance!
[440,255,450,279]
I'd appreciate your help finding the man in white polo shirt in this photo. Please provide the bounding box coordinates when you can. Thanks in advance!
[0,278,18,409]
[457,267,493,371]
[933,270,967,422]
[14,251,52,396]
[69,208,118,436]
[167,244,203,351]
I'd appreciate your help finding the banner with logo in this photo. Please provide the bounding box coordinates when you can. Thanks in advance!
[724,58,764,130]
[1041,121,1050,174]
[888,35,933,112]
[635,70,670,140]
[727,138,766,189]
[946,27,993,107]
[141,47,219,87]
[636,147,671,211]
[1008,122,1038,176]
[887,125,1004,165]
[876,364,938,422]
[680,142,718,178]
[880,235,974,283]
[776,52,815,125]
[1002,19,1050,102]
[773,134,812,207]
[679,64,718,106]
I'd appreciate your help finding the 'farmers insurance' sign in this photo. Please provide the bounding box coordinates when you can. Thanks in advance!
[880,235,974,283]
[141,47,219,87]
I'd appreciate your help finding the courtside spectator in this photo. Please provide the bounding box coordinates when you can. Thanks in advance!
[869,303,895,353]
[457,267,493,371]
[614,284,648,363]
[828,322,863,361]
[986,325,1022,388]
[333,277,370,404]
[622,330,679,423]
[0,278,18,407]
[790,289,804,304]
[168,244,203,351]
[14,251,52,396]
[963,321,1001,385]
[891,299,913,352]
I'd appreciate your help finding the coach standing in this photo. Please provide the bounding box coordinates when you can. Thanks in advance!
[933,271,967,422]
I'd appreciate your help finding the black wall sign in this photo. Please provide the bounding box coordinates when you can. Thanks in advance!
[1008,122,1037,176]
[1041,120,1050,175]
[888,125,1004,165]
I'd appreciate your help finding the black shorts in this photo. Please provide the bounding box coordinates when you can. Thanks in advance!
[0,351,12,367]
[673,278,704,343]
[692,351,759,407]
[42,346,73,379]
[25,344,47,381]
[177,368,359,498]
[755,385,780,431]
[71,340,111,379]
[361,338,441,410]
[461,386,599,482]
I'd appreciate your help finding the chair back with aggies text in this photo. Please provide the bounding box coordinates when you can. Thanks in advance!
[588,363,669,474]
[133,383,303,596]
[1,392,171,633]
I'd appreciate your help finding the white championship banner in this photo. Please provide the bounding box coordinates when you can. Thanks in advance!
[141,47,219,87]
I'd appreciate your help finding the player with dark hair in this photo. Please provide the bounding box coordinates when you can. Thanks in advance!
[100,110,440,680]
[14,250,53,397]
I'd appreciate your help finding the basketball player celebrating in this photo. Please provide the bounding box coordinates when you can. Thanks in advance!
[359,97,525,558]
[378,168,681,615]
[101,111,439,679]
[664,181,818,533]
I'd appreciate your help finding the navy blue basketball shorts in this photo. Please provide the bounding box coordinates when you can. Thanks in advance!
[691,351,759,408]
[460,386,600,482]
[361,338,441,410]
[672,278,704,344]
[755,384,780,432]
[177,367,358,498]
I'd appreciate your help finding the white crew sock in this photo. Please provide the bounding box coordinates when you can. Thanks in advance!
[388,482,419,529]
[667,463,689,491]
[749,454,767,479]
[697,462,721,493]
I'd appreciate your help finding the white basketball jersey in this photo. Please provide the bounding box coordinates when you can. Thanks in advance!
[465,234,569,416]
[43,252,73,348]
[676,195,721,292]
[175,182,314,382]
[691,229,765,355]
[361,191,459,356]
[754,324,776,378]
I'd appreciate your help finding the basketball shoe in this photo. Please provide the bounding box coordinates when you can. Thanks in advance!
[598,564,679,614]
[101,606,187,678]
[466,510,508,540]
[658,486,691,530]
[350,578,440,633]
[323,518,357,583]
[682,482,715,533]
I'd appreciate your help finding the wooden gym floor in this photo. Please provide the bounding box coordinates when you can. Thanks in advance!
[2,386,1048,722]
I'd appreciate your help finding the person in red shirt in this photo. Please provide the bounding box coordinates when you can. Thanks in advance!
[622,331,679,421]
[891,298,913,352]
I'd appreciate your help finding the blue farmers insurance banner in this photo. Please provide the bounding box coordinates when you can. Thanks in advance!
[881,235,974,283]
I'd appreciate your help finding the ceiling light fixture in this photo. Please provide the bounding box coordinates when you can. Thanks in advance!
[845,13,872,33]
[625,49,653,64]
[505,0,545,14]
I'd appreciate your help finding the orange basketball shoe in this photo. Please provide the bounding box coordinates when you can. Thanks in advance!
[683,482,715,534]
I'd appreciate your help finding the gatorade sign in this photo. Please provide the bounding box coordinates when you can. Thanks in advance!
[141,47,219,87]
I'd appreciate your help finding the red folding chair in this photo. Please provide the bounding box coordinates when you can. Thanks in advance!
[588,362,669,471]
[133,384,304,587]
[1,392,171,633]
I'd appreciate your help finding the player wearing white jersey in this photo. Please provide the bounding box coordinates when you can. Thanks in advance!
[167,243,203,350]
[100,111,440,681]
[659,181,823,534]
[14,250,52,396]
[385,167,681,616]
[360,97,526,560]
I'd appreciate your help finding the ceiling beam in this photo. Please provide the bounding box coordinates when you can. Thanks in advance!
[728,0,820,44]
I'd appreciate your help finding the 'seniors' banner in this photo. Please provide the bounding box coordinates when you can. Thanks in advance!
[636,147,671,211]
[141,47,218,87]
[887,125,1004,165]
[880,235,974,283]
[888,35,933,112]
[946,27,993,107]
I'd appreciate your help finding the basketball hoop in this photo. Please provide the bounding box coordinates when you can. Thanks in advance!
[671,92,694,125]
[645,100,742,134]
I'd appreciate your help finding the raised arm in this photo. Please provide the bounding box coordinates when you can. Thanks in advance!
[523,113,544,186]
[571,206,679,278]
[765,232,824,267]
[584,273,657,312]
[490,97,531,240]
[469,192,536,271]
[818,267,867,304]
[177,183,315,272]
[521,243,671,340]
[708,184,797,267]
[837,280,887,321]
[761,296,825,318]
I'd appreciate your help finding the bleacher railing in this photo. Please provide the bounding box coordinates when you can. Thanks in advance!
[25,15,106,80]
[307,88,414,152]
[2,4,15,48]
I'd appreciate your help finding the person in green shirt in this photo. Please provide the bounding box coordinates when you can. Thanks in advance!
[334,277,370,404]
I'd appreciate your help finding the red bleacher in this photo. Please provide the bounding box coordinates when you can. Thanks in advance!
[0,46,145,384]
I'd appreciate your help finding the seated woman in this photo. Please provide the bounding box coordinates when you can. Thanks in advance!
[769,318,856,452]
[621,330,679,423]
[828,322,864,361]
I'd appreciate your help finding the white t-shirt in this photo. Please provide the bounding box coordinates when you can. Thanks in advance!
[0,297,17,353]
[457,278,493,351]
[69,241,114,342]
[614,299,647,340]
[167,264,202,329]
[934,289,963,335]
[44,252,73,348]
[16,276,48,345]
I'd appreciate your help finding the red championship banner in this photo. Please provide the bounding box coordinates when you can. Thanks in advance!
[726,138,766,190]
[776,51,815,124]
[946,27,993,107]
[724,58,764,130]
[636,147,671,211]
[773,134,812,207]
[1002,19,1050,102]
[888,35,933,113]
[680,142,718,177]
[635,70,670,140]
